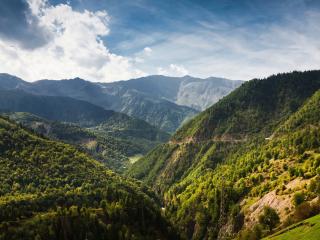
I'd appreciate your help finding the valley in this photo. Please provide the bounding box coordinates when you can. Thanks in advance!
[2,111,169,172]
[1,0,319,239]
[0,70,319,240]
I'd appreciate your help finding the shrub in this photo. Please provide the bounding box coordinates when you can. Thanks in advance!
[293,192,305,206]
[258,206,280,231]
[238,224,263,240]
[309,178,320,194]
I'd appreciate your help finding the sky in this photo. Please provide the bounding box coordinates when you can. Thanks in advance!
[0,0,320,82]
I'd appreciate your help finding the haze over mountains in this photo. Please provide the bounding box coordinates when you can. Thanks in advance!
[0,89,171,172]
[1,0,320,239]
[0,73,243,132]
[103,75,243,111]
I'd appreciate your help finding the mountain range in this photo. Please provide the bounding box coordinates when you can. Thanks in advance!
[128,70,320,239]
[0,70,319,239]
[0,74,243,132]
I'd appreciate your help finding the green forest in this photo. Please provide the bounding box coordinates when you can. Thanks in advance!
[2,111,169,173]
[128,71,320,239]
[1,70,320,239]
[0,116,177,239]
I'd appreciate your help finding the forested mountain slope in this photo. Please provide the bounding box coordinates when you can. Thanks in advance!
[0,90,169,144]
[174,70,320,141]
[0,116,177,239]
[128,70,320,239]
[0,90,170,172]
[0,89,115,127]
[4,112,169,172]
[129,71,320,188]
[106,91,198,133]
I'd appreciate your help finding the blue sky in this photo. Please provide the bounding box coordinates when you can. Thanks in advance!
[69,0,320,55]
[0,0,320,82]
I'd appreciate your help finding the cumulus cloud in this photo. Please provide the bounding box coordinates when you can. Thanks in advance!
[0,0,51,49]
[1,0,319,82]
[157,64,189,77]
[0,0,145,82]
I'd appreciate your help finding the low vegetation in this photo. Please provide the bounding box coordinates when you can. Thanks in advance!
[264,214,320,240]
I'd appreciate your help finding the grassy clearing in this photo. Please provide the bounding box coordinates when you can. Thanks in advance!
[264,214,320,240]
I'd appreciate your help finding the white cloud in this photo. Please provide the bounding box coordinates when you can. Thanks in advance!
[143,47,153,56]
[0,0,145,82]
[131,46,153,64]
[157,64,189,77]
[1,0,319,82]
[28,0,47,15]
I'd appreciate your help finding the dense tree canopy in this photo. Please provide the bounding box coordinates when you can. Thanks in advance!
[128,71,320,239]
[0,116,177,239]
